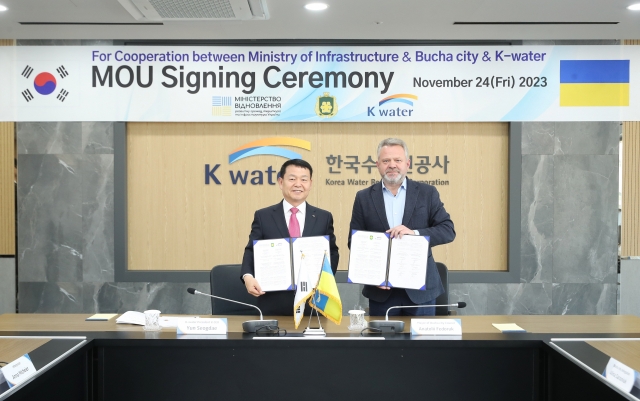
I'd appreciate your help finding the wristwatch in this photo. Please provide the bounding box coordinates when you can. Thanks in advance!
[413,230,420,235]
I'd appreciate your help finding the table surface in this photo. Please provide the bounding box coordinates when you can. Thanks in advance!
[0,339,49,364]
[586,340,640,372]
[2,313,640,334]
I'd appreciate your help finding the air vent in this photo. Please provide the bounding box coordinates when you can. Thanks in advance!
[118,0,269,21]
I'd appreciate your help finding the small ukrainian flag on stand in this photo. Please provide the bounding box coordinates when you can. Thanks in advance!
[560,60,630,107]
[309,254,342,325]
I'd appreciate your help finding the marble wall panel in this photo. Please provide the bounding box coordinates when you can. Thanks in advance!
[522,122,554,155]
[521,155,554,283]
[18,154,83,282]
[0,258,16,313]
[551,283,618,314]
[82,282,211,314]
[82,122,114,154]
[486,283,552,315]
[553,155,618,284]
[82,155,114,282]
[17,122,82,154]
[449,284,489,315]
[554,122,620,155]
[19,282,83,313]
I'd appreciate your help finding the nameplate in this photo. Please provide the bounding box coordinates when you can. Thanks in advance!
[410,319,462,336]
[604,357,638,393]
[177,318,228,335]
[0,354,37,388]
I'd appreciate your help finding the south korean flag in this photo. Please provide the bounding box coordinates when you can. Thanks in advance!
[293,252,313,329]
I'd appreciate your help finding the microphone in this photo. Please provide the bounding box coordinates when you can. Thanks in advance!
[368,302,467,332]
[186,288,278,333]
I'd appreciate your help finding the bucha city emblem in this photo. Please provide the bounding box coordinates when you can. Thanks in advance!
[315,92,338,118]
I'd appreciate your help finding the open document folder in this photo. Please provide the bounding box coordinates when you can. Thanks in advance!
[253,235,330,292]
[347,230,430,290]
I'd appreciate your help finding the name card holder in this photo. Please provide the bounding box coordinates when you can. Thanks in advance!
[410,319,462,336]
[0,354,37,388]
[177,318,228,335]
[604,357,640,394]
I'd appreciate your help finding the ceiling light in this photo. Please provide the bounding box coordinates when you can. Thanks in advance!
[0,5,8,12]
[305,3,328,11]
[628,3,640,10]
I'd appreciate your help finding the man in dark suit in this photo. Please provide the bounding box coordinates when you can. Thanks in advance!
[241,159,339,316]
[348,138,455,316]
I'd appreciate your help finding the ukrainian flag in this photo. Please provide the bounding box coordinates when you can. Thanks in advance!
[560,60,630,107]
[310,254,342,325]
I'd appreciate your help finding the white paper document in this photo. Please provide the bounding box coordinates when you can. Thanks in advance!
[348,230,430,290]
[387,235,429,290]
[253,238,293,292]
[347,231,389,286]
[291,236,330,287]
[254,236,330,292]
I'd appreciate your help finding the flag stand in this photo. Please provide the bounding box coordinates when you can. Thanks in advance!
[303,289,326,336]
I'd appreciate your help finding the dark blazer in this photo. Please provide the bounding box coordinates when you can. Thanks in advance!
[241,201,339,316]
[348,178,455,304]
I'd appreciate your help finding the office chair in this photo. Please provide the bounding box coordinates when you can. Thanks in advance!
[435,262,450,316]
[209,264,259,315]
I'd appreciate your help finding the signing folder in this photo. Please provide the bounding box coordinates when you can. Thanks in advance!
[347,230,430,290]
[253,236,330,292]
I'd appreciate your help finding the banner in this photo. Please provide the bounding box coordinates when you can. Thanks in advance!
[0,45,636,122]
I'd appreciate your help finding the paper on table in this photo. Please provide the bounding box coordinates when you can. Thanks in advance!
[492,323,526,333]
[86,313,117,321]
[387,235,429,290]
[253,238,293,292]
[115,311,146,325]
[347,230,389,286]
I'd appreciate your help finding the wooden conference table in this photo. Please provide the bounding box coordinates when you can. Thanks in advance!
[2,314,640,401]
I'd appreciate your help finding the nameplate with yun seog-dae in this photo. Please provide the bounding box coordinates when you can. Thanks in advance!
[410,319,462,336]
[177,318,228,335]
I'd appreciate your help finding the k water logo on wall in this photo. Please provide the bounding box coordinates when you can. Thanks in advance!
[367,94,418,117]
[20,65,70,103]
[205,137,312,185]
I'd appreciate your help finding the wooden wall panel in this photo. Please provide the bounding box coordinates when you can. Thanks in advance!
[0,122,14,255]
[0,39,15,255]
[622,41,640,256]
[127,122,509,272]
[622,122,640,256]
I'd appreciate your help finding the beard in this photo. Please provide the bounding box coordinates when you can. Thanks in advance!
[382,169,404,185]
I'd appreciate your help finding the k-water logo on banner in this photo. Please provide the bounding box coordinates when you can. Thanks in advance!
[20,64,71,103]
[368,94,418,117]
[559,60,630,107]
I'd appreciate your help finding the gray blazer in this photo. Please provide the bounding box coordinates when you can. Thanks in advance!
[348,178,455,304]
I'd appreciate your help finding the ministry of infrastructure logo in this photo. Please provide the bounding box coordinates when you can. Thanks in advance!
[20,64,70,103]
[212,96,232,116]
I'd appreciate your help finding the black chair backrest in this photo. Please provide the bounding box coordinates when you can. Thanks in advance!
[435,262,449,316]
[210,264,259,315]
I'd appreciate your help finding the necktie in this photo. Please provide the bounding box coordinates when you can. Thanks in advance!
[289,207,301,238]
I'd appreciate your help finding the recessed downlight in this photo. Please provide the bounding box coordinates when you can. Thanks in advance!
[0,5,8,12]
[305,3,328,11]
[628,3,640,10]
